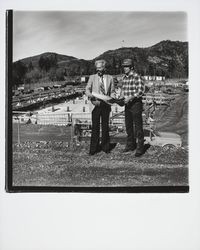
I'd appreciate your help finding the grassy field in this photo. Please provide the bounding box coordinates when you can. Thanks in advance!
[13,141,188,187]
[13,123,72,143]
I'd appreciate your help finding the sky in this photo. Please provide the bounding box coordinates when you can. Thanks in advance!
[13,11,187,62]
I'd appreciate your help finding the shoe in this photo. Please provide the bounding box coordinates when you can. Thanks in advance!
[103,150,110,154]
[89,151,97,156]
[135,150,144,157]
[109,143,117,151]
[89,145,102,155]
[123,147,136,153]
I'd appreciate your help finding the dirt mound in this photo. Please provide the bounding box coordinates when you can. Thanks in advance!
[155,93,188,145]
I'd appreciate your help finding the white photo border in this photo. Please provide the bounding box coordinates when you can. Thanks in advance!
[0,0,200,250]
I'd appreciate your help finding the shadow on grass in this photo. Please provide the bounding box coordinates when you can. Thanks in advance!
[109,142,117,152]
[144,143,151,154]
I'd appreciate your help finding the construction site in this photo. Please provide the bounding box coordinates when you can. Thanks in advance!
[12,78,189,187]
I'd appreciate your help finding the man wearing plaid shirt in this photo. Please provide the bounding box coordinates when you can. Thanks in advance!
[121,58,145,157]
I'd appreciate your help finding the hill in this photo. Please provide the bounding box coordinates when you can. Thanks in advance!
[12,40,188,86]
[20,52,77,68]
[95,40,188,77]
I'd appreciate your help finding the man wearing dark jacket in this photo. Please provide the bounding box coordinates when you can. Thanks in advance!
[121,59,145,157]
[86,60,115,155]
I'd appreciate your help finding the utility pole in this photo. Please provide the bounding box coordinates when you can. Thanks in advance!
[70,114,74,149]
[17,116,20,145]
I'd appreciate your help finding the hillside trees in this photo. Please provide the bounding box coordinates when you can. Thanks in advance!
[12,60,27,86]
[38,54,57,72]
[55,68,65,81]
[12,41,188,86]
[49,67,57,81]
[39,56,50,72]
[25,68,42,83]
[28,61,34,72]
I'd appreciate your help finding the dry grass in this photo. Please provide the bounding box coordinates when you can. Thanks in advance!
[13,142,188,187]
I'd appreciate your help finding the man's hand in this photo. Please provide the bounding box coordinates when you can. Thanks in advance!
[107,98,115,104]
[91,100,101,106]
[124,96,133,104]
[115,98,125,106]
[87,93,94,99]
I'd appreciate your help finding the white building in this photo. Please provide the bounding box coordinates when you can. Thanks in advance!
[144,76,165,81]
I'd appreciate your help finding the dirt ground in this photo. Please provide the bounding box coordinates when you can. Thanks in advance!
[12,140,188,187]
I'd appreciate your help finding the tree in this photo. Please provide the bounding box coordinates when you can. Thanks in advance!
[45,57,51,72]
[28,61,34,72]
[25,68,42,83]
[168,59,176,78]
[38,56,45,71]
[38,56,51,72]
[49,67,56,81]
[156,68,162,76]
[55,68,65,81]
[148,63,154,76]
[112,57,116,75]
[184,58,188,78]
[118,60,123,74]
[50,54,58,68]
[77,65,81,76]
[12,60,27,86]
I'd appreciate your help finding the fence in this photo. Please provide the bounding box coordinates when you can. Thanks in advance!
[13,111,92,126]
[36,112,91,126]
[36,112,72,126]
[12,111,92,143]
[12,110,154,147]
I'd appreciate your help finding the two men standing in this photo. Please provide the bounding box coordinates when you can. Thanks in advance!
[86,58,145,157]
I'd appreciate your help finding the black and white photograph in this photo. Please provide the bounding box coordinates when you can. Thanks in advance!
[7,10,189,191]
[1,0,200,250]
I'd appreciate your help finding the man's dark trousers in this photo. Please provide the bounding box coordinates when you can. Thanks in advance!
[125,98,144,151]
[90,102,111,154]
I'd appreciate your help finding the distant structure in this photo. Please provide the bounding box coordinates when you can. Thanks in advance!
[81,76,89,83]
[144,76,165,81]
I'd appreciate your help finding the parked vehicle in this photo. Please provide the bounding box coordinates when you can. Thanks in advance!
[144,128,182,149]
